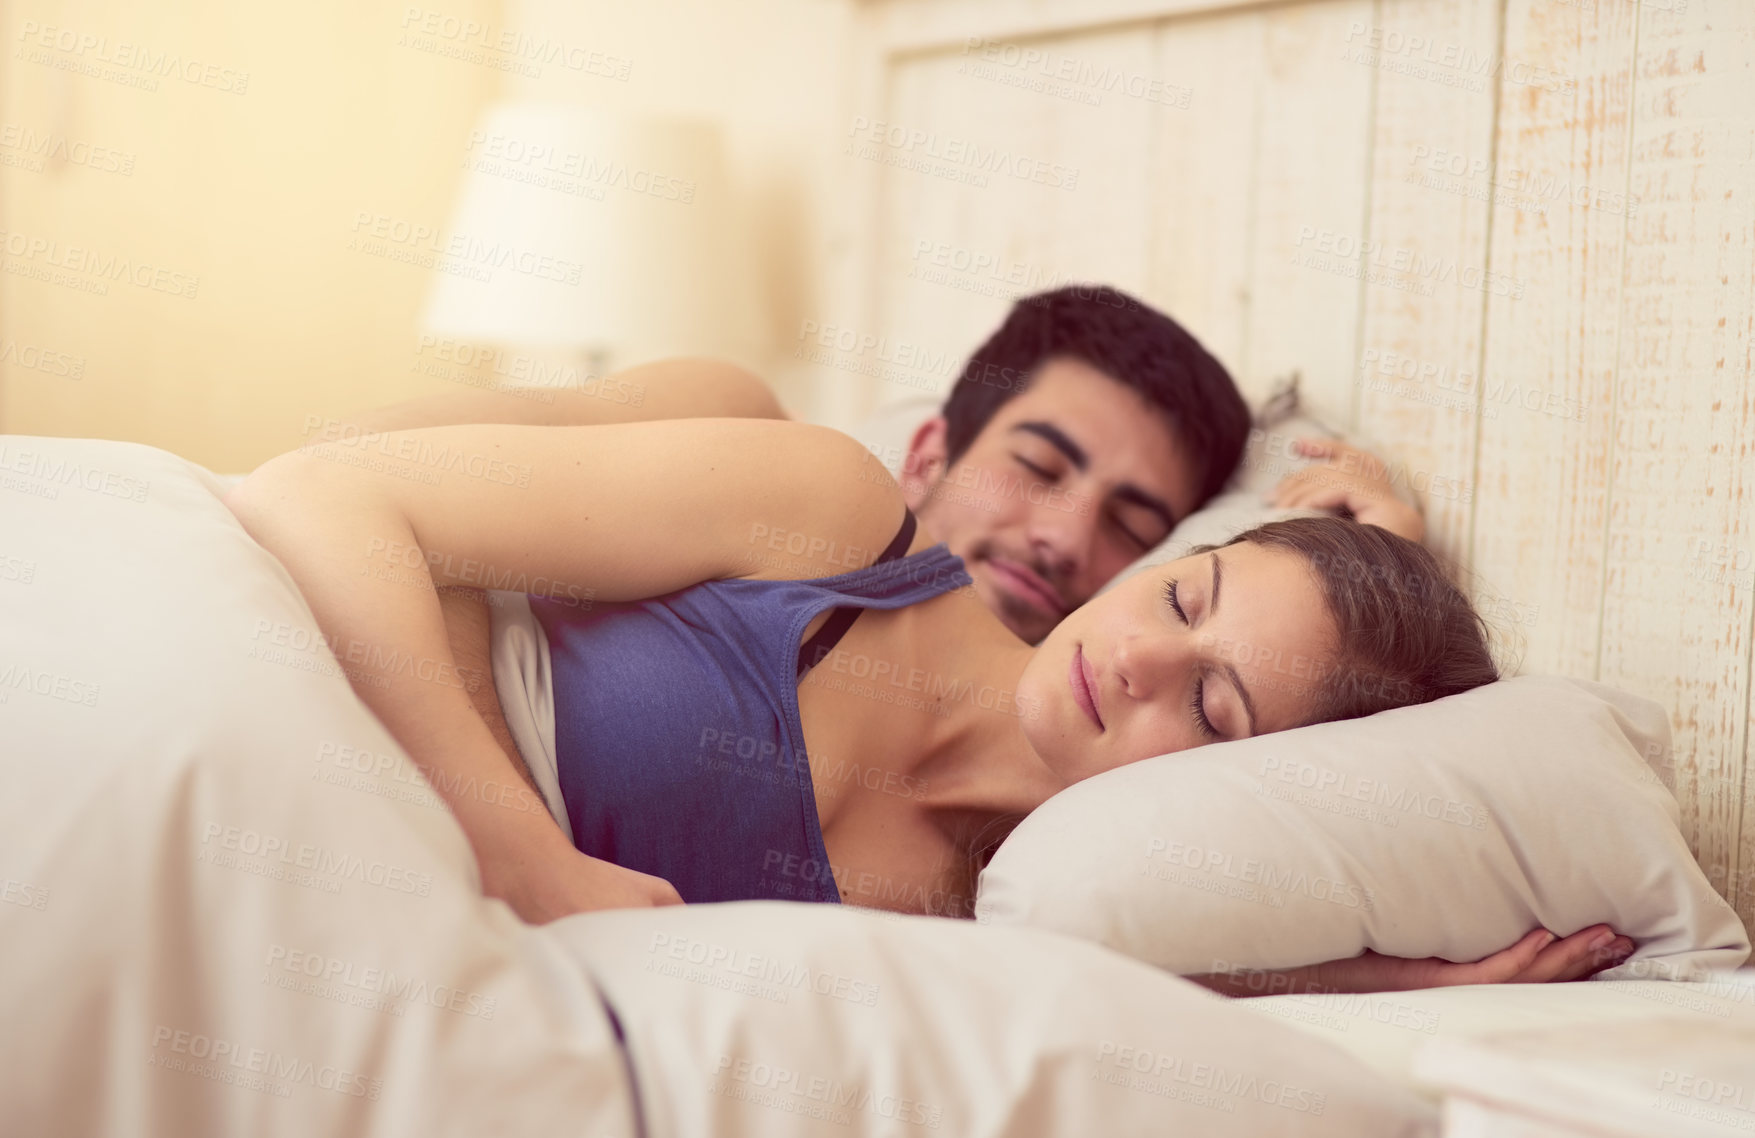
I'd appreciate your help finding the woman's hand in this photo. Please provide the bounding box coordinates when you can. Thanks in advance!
[482,832,684,924]
[1268,437,1425,543]
[1190,925,1635,998]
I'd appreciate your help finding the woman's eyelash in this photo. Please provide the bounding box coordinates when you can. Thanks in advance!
[1166,581,1218,738]
[1163,578,1188,623]
[1190,674,1219,740]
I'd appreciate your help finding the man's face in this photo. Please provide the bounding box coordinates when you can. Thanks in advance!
[902,356,1204,643]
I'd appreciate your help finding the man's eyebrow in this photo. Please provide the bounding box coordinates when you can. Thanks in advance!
[1210,553,1258,737]
[1010,421,1088,469]
[1010,420,1179,531]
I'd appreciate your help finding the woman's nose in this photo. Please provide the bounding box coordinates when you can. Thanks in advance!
[1111,632,1189,701]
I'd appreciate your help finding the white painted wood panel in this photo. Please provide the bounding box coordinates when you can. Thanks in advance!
[1239,0,1378,421]
[1596,0,1755,923]
[1468,0,1638,681]
[1350,0,1500,568]
[1147,12,1264,382]
[865,29,1159,420]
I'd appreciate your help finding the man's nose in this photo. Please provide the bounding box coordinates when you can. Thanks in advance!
[1023,490,1099,591]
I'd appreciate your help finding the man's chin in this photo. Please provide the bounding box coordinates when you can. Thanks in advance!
[973,570,1056,644]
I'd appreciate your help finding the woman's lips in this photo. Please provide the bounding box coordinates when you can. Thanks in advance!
[1070,645,1104,730]
[987,557,1062,615]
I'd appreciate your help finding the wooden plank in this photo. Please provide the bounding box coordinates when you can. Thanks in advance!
[1468,0,1638,681]
[1597,0,1755,928]
[1350,0,1501,567]
[862,27,1160,418]
[1241,0,1378,420]
[1146,11,1264,382]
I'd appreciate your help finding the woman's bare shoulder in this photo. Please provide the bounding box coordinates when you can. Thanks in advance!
[710,419,910,581]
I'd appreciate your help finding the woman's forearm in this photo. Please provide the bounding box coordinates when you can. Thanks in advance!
[224,452,575,881]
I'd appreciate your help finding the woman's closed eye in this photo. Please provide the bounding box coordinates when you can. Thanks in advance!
[1163,577,1189,622]
[1163,579,1223,739]
[1190,675,1220,739]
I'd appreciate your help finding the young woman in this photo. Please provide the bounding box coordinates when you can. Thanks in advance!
[227,391,1632,992]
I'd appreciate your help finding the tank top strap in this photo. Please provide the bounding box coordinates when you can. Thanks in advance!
[795,508,917,676]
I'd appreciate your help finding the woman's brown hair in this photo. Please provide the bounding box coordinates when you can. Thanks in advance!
[1215,515,1499,726]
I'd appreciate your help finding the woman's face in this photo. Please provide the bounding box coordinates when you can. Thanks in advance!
[1016,542,1338,784]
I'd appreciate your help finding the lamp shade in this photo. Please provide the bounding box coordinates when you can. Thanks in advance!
[420,103,743,364]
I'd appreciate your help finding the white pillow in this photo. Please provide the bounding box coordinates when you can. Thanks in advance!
[975,675,1750,980]
[0,436,636,1137]
[556,900,1439,1137]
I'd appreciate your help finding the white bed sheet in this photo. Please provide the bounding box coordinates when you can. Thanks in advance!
[1244,973,1755,1102]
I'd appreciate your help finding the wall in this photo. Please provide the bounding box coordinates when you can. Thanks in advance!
[0,0,504,471]
[0,0,857,468]
[497,0,856,419]
[836,0,1755,930]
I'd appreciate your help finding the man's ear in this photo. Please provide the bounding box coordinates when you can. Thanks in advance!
[900,416,950,510]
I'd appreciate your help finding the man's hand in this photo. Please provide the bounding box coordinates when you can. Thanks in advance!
[1299,925,1636,993]
[1268,437,1425,543]
[1190,925,1635,998]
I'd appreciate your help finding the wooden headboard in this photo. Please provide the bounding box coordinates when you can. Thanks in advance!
[822,0,1755,932]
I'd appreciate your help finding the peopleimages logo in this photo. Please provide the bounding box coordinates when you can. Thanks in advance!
[1144,837,1376,911]
[845,116,1080,191]
[149,1026,381,1100]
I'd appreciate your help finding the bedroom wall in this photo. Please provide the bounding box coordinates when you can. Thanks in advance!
[0,0,504,472]
[0,0,856,469]
[494,0,857,418]
[836,0,1755,932]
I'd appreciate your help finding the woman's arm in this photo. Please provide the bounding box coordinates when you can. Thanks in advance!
[339,356,784,435]
[224,418,905,921]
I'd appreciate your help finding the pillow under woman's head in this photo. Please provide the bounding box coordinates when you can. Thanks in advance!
[976,674,1750,981]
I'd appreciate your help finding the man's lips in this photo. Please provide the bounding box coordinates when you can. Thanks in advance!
[1070,645,1104,730]
[985,557,1063,615]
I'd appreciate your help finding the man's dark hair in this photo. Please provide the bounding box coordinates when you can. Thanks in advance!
[941,284,1251,506]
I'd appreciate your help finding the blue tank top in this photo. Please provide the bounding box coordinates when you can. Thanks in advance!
[527,533,972,905]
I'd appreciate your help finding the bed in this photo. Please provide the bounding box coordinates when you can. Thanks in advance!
[3,432,1751,1137]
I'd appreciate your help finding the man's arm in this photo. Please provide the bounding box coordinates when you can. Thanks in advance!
[1268,437,1426,543]
[344,356,786,434]
[1187,925,1635,997]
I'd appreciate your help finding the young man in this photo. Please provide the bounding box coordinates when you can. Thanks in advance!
[348,284,1420,643]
